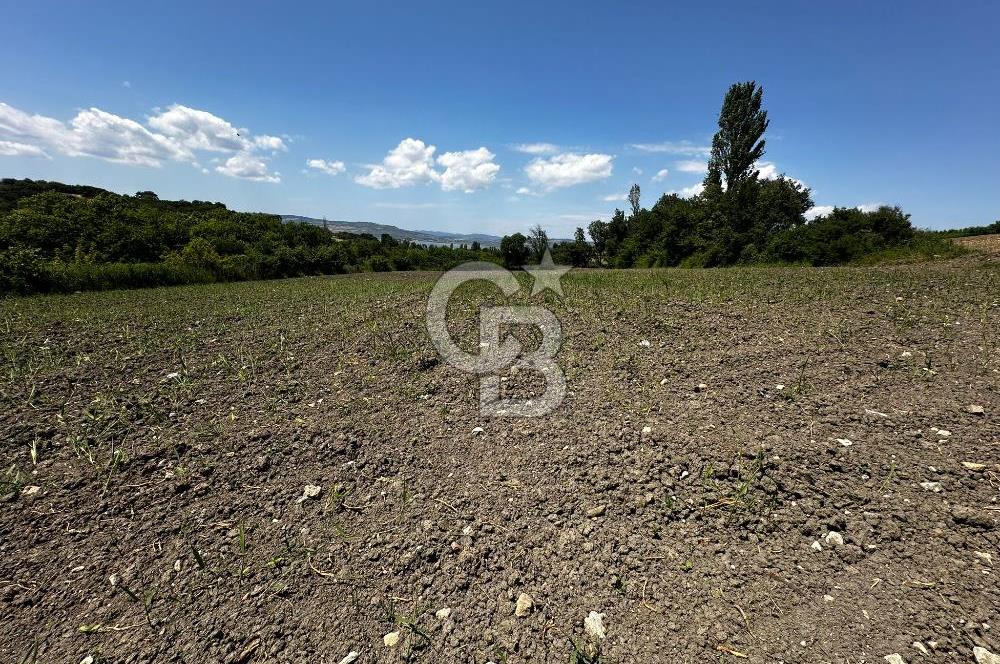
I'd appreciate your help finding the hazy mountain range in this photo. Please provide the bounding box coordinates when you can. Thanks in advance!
[282,215,504,247]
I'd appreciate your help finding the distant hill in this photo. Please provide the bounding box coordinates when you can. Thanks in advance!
[282,215,503,247]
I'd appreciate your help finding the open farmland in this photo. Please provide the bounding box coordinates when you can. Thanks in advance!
[2,254,999,663]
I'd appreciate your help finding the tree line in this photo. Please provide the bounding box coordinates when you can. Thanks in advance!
[499,82,971,269]
[0,180,500,294]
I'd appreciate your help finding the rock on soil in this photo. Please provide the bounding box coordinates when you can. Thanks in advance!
[515,593,534,618]
[975,647,1000,664]
[584,611,607,640]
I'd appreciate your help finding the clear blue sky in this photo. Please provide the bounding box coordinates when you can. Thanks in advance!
[2,1,997,236]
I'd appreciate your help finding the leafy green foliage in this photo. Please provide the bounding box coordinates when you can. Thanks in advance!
[0,180,499,295]
[500,232,530,268]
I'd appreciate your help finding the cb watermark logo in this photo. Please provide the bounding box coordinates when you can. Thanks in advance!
[425,250,569,417]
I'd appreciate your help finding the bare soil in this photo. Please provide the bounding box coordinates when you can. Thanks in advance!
[2,255,999,663]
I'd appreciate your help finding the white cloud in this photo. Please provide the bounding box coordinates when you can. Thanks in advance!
[511,142,558,155]
[668,183,705,198]
[652,168,669,182]
[437,147,500,192]
[601,193,625,202]
[306,158,346,176]
[754,161,807,189]
[631,140,710,156]
[356,138,440,189]
[356,139,499,192]
[755,161,779,180]
[148,104,248,152]
[805,205,834,220]
[632,166,643,175]
[254,134,288,152]
[675,160,707,173]
[216,152,280,183]
[0,103,191,167]
[0,100,283,180]
[122,81,131,88]
[804,203,887,221]
[516,186,534,195]
[0,140,50,158]
[524,152,613,190]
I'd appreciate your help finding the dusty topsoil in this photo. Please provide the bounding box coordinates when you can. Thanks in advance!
[2,255,999,664]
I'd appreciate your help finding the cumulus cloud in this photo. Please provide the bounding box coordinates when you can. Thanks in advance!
[0,140,50,158]
[0,100,282,180]
[0,102,191,167]
[804,205,834,220]
[254,134,288,152]
[306,158,346,176]
[675,160,707,173]
[147,104,249,152]
[356,139,500,192]
[804,203,887,221]
[511,142,558,155]
[652,168,669,182]
[437,147,500,192]
[630,140,710,156]
[524,152,613,190]
[216,152,280,183]
[356,138,440,189]
[668,183,705,198]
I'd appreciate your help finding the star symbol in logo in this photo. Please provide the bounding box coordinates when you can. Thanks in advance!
[523,248,571,297]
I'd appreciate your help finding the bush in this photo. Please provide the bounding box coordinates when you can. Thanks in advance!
[0,246,47,294]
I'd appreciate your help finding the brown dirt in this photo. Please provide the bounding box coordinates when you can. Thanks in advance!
[2,257,999,663]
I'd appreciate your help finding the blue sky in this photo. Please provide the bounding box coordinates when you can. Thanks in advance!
[1,1,997,236]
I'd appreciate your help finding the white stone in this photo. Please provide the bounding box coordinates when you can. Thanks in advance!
[642,426,652,435]
[471,427,484,435]
[338,653,360,664]
[974,647,1000,664]
[298,484,322,503]
[919,481,942,493]
[383,631,400,647]
[435,607,452,620]
[639,339,651,347]
[837,438,853,447]
[825,531,845,547]
[584,611,606,640]
[884,654,906,664]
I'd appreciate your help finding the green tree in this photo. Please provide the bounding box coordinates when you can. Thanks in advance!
[527,223,549,262]
[587,220,609,265]
[499,232,530,268]
[628,184,641,218]
[706,81,769,193]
